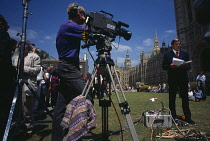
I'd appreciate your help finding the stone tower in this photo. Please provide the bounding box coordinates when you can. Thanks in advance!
[124,51,131,68]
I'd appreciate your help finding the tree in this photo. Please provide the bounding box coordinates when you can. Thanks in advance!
[37,50,49,59]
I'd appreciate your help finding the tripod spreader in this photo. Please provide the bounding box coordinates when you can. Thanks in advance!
[119,101,131,115]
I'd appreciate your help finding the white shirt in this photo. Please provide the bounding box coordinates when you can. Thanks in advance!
[37,67,44,81]
[173,49,179,56]
[196,75,206,83]
[188,91,193,96]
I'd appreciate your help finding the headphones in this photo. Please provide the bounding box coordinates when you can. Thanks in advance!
[69,3,79,18]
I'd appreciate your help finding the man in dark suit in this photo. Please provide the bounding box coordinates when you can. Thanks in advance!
[162,39,195,124]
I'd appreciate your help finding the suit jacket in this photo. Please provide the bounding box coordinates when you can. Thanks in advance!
[162,50,190,83]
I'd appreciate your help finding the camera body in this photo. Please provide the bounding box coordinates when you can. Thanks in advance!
[82,11,132,65]
[85,11,132,44]
[86,11,117,38]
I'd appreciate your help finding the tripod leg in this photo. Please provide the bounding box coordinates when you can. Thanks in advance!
[81,67,97,98]
[102,103,109,141]
[3,85,21,141]
[106,64,139,141]
[24,81,53,118]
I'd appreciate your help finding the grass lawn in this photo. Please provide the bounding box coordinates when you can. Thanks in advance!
[14,92,210,141]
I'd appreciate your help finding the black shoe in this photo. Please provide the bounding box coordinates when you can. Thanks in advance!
[185,119,196,125]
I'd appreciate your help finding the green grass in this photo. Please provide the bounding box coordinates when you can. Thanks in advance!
[14,92,210,141]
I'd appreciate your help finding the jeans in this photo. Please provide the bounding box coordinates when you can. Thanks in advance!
[51,61,84,141]
[34,81,42,110]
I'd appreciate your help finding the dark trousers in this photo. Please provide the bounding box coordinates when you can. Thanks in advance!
[51,61,84,141]
[169,80,191,120]
[51,89,58,107]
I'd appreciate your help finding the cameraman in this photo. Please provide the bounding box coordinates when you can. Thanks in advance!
[52,3,86,141]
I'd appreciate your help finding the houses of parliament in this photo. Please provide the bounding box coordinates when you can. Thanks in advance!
[42,0,210,88]
[112,0,210,88]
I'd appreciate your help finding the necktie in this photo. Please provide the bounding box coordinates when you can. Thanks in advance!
[175,51,179,58]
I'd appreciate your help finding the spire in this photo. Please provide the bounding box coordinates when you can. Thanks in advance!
[126,50,129,59]
[154,30,159,47]
[124,51,131,68]
[152,30,160,55]
[162,39,166,47]
[115,59,118,67]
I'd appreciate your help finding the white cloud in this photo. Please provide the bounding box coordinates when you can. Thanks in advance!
[8,27,38,39]
[165,30,176,33]
[27,29,38,39]
[8,28,19,39]
[143,38,153,46]
[117,57,125,64]
[44,35,52,40]
[136,46,144,51]
[44,34,56,40]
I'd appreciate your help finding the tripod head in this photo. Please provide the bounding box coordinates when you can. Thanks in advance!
[95,35,114,66]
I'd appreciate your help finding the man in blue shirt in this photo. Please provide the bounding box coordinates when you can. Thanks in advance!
[52,3,86,141]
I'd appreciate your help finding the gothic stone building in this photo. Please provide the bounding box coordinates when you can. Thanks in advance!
[129,32,169,87]
[114,52,133,88]
[174,0,210,81]
[113,32,169,88]
[128,0,210,87]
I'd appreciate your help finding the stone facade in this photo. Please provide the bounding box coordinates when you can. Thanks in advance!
[123,0,210,87]
[41,54,89,77]
[174,0,210,81]
[128,33,169,87]
[113,32,168,88]
[114,51,133,88]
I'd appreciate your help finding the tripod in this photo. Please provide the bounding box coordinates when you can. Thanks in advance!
[81,37,139,141]
[3,1,52,140]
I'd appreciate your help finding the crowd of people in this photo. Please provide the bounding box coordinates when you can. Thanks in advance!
[0,13,61,138]
[147,83,167,93]
[187,71,208,102]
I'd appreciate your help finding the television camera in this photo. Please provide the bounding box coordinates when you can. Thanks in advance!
[81,11,140,141]
[82,10,132,52]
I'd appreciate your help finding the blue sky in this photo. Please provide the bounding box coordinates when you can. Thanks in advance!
[1,0,176,71]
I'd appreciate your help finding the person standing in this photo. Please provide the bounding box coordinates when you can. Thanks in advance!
[44,66,52,107]
[162,83,166,93]
[49,69,60,108]
[13,40,41,135]
[0,14,15,140]
[162,39,195,124]
[34,66,44,113]
[51,3,86,141]
[196,71,206,100]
